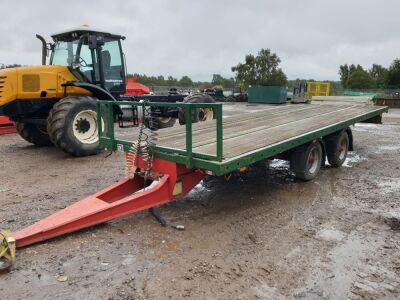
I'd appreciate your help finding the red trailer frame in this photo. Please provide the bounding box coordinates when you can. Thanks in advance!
[0,116,16,135]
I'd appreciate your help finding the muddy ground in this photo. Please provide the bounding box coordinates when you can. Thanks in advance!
[0,106,399,300]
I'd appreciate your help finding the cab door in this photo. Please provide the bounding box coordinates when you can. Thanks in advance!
[99,38,125,97]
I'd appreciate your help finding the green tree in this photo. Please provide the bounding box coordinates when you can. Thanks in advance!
[346,69,375,89]
[211,74,225,86]
[386,59,400,88]
[339,64,364,88]
[179,76,193,87]
[211,74,235,88]
[231,48,287,89]
[369,64,388,88]
[339,65,350,88]
[166,76,177,86]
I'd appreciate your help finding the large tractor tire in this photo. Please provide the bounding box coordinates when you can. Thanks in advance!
[178,93,216,125]
[15,122,53,146]
[47,96,105,157]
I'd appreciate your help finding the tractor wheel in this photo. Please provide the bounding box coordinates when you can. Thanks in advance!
[290,142,322,181]
[47,96,106,156]
[15,122,53,146]
[178,93,216,125]
[156,117,176,129]
[326,131,349,167]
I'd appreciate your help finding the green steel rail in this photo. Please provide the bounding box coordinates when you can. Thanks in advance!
[97,100,388,176]
[97,101,224,166]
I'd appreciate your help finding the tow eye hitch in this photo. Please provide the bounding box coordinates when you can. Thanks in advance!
[0,230,16,272]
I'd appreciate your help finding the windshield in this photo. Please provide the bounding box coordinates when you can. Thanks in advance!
[51,41,79,66]
[49,36,124,93]
[51,40,95,82]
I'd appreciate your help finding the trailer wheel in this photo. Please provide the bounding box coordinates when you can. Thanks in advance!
[326,131,349,167]
[290,142,322,181]
[47,96,106,156]
[157,117,176,129]
[15,122,53,146]
[178,93,215,125]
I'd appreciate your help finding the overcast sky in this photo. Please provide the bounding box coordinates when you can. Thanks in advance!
[1,0,399,81]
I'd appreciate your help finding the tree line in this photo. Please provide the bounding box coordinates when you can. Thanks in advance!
[339,60,400,90]
[129,73,235,89]
[5,50,400,92]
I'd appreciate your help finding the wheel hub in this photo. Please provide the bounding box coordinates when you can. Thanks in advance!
[338,139,348,160]
[307,148,319,174]
[75,118,91,134]
[72,110,102,144]
[198,108,214,122]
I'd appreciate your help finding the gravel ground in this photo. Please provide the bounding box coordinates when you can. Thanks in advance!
[0,106,399,300]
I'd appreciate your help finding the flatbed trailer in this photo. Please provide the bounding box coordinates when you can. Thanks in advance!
[0,98,388,270]
[109,99,386,175]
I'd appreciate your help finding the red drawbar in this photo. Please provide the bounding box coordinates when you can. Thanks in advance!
[14,158,205,247]
[0,116,16,135]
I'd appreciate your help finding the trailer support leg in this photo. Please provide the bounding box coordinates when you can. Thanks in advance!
[149,208,167,226]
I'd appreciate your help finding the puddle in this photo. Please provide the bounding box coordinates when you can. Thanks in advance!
[190,181,210,194]
[376,177,400,194]
[244,284,285,300]
[342,153,366,168]
[186,181,211,199]
[316,227,346,242]
[269,159,289,169]
[0,187,10,193]
[121,254,136,266]
[353,123,388,135]
[355,123,378,128]
[374,144,400,154]
[297,225,386,299]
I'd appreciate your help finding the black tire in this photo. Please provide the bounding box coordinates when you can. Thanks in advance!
[47,96,105,157]
[326,131,349,167]
[290,142,323,181]
[15,122,53,146]
[156,117,176,129]
[178,93,216,125]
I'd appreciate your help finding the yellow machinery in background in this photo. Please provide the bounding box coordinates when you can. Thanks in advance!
[306,82,330,99]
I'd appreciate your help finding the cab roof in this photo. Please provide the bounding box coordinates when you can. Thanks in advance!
[51,25,125,41]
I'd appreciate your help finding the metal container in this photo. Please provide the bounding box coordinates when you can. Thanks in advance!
[248,86,288,104]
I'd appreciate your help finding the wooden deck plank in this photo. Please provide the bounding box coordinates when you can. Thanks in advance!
[157,104,355,149]
[156,103,317,139]
[193,105,380,158]
[115,103,383,160]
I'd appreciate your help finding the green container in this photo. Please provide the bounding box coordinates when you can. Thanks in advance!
[344,90,378,103]
[248,86,288,104]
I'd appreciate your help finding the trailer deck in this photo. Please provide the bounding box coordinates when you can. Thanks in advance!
[156,102,383,157]
[104,100,388,175]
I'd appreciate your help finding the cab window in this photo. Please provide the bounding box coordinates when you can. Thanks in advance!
[101,39,124,93]
[79,44,96,82]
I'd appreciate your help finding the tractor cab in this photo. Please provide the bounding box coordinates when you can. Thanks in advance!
[45,26,126,97]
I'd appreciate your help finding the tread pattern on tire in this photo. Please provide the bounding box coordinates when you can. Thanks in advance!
[47,96,101,156]
[178,93,216,125]
[290,142,322,181]
[15,122,53,146]
[326,131,349,167]
[156,117,176,129]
